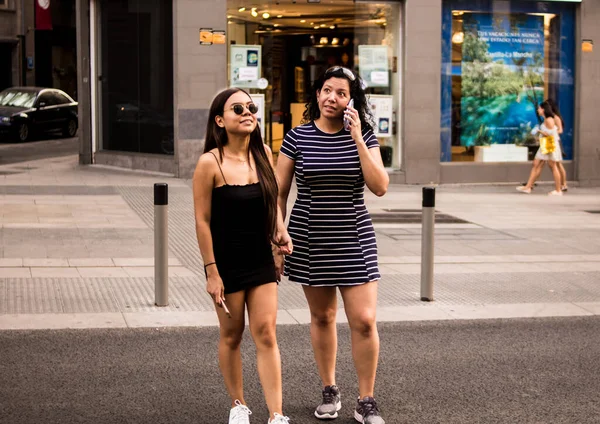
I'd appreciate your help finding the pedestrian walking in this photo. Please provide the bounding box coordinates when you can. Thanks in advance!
[275,66,389,423]
[517,100,563,196]
[193,88,293,424]
[546,98,568,191]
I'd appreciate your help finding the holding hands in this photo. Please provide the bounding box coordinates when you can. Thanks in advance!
[273,229,293,281]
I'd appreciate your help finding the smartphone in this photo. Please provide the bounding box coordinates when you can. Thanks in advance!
[220,297,232,318]
[343,99,354,131]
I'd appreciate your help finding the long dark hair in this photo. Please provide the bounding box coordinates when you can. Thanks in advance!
[545,98,562,121]
[539,101,555,120]
[302,67,374,131]
[204,88,279,243]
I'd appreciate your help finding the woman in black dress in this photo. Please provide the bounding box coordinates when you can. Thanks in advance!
[276,67,389,423]
[193,88,292,424]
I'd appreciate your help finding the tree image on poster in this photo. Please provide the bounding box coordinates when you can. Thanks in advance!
[460,14,545,147]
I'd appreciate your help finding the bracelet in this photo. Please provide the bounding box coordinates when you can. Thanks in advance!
[204,262,217,276]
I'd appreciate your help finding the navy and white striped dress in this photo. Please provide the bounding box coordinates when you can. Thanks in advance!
[280,121,381,287]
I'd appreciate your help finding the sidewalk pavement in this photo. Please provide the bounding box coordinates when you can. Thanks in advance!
[1,155,600,330]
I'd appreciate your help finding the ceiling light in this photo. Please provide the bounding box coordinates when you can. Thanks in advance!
[319,37,328,44]
[330,25,335,29]
[300,19,306,23]
[262,12,270,19]
[332,38,339,45]
[238,7,246,12]
[251,8,258,17]
[277,15,283,18]
[314,26,320,29]
[320,24,327,28]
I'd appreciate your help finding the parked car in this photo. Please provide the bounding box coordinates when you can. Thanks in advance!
[0,87,78,142]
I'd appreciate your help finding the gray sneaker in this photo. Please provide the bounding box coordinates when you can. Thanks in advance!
[354,396,385,424]
[314,385,342,419]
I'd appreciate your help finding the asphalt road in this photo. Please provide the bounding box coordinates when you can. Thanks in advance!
[0,136,78,165]
[1,317,599,424]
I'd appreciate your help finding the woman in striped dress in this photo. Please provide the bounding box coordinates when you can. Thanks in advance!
[276,67,389,424]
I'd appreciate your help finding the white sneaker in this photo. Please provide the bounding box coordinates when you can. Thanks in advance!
[229,400,252,424]
[268,413,290,423]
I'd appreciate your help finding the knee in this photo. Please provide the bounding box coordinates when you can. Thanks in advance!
[311,308,337,328]
[250,320,277,349]
[221,328,244,350]
[349,311,377,338]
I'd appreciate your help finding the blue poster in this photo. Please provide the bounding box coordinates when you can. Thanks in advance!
[460,14,545,147]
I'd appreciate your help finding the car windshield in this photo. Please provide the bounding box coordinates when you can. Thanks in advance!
[0,91,37,108]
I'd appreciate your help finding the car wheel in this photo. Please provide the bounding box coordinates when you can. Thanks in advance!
[16,123,30,142]
[63,118,78,138]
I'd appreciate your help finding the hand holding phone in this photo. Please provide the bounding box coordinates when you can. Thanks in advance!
[343,99,354,131]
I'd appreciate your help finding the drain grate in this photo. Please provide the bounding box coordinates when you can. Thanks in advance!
[371,209,470,224]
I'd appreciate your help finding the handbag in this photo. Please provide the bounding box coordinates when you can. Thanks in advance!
[539,135,556,155]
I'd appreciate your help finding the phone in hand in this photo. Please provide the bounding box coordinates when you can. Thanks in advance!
[220,297,231,318]
[343,98,354,131]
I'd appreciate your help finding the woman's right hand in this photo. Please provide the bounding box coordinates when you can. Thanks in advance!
[206,270,225,306]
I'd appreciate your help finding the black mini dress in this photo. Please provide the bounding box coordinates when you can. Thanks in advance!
[208,152,276,294]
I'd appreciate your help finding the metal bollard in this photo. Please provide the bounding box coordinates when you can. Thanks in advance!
[420,187,435,301]
[154,183,169,306]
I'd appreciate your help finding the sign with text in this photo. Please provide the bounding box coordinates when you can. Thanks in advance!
[249,93,265,140]
[358,45,389,88]
[460,13,545,148]
[368,95,393,138]
[230,45,262,88]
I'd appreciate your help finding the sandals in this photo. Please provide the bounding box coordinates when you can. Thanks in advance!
[548,190,563,196]
[561,185,568,192]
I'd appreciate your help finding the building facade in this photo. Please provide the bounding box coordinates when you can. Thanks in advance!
[75,0,600,186]
[0,0,77,95]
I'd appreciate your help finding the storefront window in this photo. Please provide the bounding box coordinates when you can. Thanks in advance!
[98,0,174,155]
[226,0,402,168]
[441,0,576,163]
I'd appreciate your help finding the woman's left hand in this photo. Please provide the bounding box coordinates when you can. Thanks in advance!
[344,105,363,143]
[275,229,293,255]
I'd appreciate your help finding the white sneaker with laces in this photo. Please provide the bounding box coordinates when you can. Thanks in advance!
[229,400,252,424]
[268,413,290,423]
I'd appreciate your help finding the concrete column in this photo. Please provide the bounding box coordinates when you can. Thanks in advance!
[576,2,600,186]
[402,0,442,184]
[76,0,92,164]
[173,0,228,178]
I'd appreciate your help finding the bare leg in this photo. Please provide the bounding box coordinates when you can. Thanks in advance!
[246,283,283,420]
[558,162,568,189]
[303,286,338,387]
[340,282,380,398]
[216,290,247,407]
[525,158,544,189]
[548,161,561,192]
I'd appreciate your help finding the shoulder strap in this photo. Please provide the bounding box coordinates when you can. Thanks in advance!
[208,151,228,185]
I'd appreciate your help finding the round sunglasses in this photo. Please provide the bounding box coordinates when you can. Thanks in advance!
[228,103,259,115]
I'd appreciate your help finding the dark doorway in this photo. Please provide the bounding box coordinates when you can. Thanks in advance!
[98,0,174,155]
[0,43,13,91]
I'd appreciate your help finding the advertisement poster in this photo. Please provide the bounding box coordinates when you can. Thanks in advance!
[230,45,262,88]
[249,94,265,140]
[368,95,393,138]
[358,45,389,88]
[460,13,545,147]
